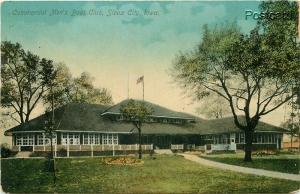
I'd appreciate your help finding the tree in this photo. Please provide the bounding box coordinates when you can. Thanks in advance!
[70,72,113,105]
[42,63,73,109]
[195,94,230,119]
[40,57,57,182]
[43,67,113,110]
[120,100,153,159]
[171,20,299,161]
[282,112,299,150]
[1,41,55,123]
[282,89,300,150]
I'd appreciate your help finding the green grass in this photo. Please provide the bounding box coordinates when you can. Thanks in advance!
[1,155,299,193]
[202,153,300,174]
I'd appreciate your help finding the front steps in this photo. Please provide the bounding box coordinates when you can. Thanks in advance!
[154,149,173,155]
[15,151,32,158]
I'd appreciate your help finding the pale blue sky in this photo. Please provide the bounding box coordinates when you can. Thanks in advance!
[2,1,285,125]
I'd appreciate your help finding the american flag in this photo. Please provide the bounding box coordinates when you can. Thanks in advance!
[136,76,144,84]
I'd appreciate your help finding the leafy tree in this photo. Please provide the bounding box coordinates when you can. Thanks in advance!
[282,112,299,150]
[196,94,230,119]
[120,100,153,159]
[43,63,73,109]
[43,67,113,110]
[171,20,299,161]
[1,41,55,123]
[70,72,113,105]
[72,72,94,102]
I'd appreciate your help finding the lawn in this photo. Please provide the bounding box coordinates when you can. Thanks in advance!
[201,153,300,174]
[1,155,299,193]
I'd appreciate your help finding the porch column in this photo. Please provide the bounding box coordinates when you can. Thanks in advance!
[91,144,93,157]
[112,144,115,156]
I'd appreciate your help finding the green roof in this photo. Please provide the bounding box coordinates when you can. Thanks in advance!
[5,102,286,135]
[200,116,287,134]
[102,99,196,120]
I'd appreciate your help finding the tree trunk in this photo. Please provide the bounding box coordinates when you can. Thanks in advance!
[138,128,142,159]
[244,130,254,162]
[290,135,293,151]
[50,135,54,160]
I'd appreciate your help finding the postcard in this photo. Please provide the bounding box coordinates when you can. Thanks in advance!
[1,1,299,193]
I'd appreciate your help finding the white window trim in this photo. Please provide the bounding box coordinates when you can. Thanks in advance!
[15,134,35,146]
[102,133,118,145]
[61,133,80,145]
[83,133,101,145]
[36,133,57,145]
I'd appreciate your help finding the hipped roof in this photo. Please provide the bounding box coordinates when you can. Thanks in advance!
[5,100,287,135]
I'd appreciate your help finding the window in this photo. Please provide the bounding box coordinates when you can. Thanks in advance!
[28,135,34,145]
[62,133,68,145]
[235,133,239,143]
[240,133,245,144]
[61,133,79,145]
[15,134,34,146]
[83,133,101,145]
[37,133,57,145]
[46,134,57,145]
[37,134,44,145]
[23,136,28,145]
[95,134,100,144]
[174,120,182,124]
[102,134,118,145]
[108,134,113,144]
[16,136,22,145]
[89,134,95,144]
[113,135,118,145]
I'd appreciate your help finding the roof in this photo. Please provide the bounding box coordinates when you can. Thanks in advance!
[102,99,196,120]
[5,102,287,135]
[200,116,288,134]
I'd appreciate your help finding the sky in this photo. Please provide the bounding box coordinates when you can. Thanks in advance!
[1,1,290,129]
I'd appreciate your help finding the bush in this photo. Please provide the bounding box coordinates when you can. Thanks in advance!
[1,143,17,158]
[57,148,67,157]
[208,150,236,155]
[29,152,48,157]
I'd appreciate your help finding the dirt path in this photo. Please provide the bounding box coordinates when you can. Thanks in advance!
[179,153,300,182]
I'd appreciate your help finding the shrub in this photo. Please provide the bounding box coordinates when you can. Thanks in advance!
[57,148,67,157]
[208,150,236,155]
[1,143,17,158]
[29,152,48,157]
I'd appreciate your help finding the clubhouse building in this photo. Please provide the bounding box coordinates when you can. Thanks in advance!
[5,99,287,155]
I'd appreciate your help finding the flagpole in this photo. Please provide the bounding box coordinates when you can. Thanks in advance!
[143,78,144,101]
[127,72,129,99]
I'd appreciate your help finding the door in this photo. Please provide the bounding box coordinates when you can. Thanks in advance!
[155,135,170,149]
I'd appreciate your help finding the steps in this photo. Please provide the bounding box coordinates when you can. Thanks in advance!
[154,149,173,155]
[15,151,32,158]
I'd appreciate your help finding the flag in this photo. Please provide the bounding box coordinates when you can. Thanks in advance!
[136,76,144,84]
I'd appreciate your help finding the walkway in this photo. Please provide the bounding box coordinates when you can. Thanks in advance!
[179,153,300,182]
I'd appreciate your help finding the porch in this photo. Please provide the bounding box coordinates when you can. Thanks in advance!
[12,144,154,157]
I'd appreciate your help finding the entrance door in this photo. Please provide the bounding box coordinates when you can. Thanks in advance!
[21,146,33,152]
[155,135,170,149]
